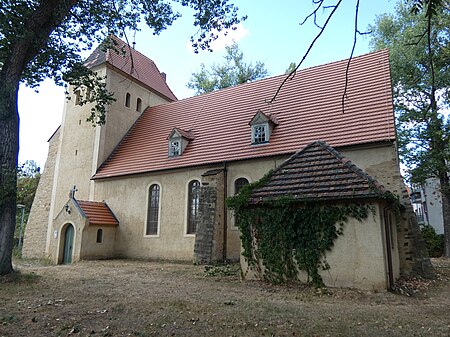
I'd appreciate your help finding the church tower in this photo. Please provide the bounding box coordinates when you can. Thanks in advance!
[23,36,177,259]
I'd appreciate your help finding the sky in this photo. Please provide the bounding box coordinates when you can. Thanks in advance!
[17,0,398,170]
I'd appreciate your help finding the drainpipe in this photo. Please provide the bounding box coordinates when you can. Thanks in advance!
[223,162,228,261]
[383,206,394,290]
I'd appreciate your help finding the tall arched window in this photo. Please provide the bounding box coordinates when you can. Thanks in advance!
[96,228,103,243]
[234,178,249,227]
[136,98,142,112]
[146,184,160,235]
[187,180,200,234]
[125,92,131,108]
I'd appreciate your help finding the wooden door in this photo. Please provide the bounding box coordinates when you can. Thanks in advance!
[62,224,74,264]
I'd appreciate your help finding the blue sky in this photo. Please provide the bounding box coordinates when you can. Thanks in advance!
[18,0,397,169]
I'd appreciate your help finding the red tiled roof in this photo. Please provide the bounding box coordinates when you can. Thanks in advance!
[94,50,395,180]
[76,200,119,226]
[84,36,177,102]
[249,141,388,204]
[168,127,195,140]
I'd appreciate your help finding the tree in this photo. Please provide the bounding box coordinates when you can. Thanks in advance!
[17,160,40,215]
[369,1,450,256]
[187,42,268,95]
[0,0,245,275]
[16,161,40,247]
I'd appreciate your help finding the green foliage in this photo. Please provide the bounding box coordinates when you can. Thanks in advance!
[204,264,240,277]
[63,63,116,125]
[285,62,297,74]
[369,1,450,185]
[1,0,246,123]
[16,160,40,212]
[187,42,269,95]
[420,224,444,257]
[227,174,371,288]
[15,160,40,245]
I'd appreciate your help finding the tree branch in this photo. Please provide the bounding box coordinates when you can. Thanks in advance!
[268,0,342,104]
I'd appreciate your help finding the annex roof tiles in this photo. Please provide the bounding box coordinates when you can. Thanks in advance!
[94,49,395,180]
[84,35,177,102]
[249,141,388,204]
[75,200,119,226]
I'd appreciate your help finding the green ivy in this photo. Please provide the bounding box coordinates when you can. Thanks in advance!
[227,173,372,288]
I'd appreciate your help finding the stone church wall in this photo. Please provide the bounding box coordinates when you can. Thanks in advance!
[22,128,60,259]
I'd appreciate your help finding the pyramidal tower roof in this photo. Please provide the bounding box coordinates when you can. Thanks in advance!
[84,35,177,101]
[249,141,390,204]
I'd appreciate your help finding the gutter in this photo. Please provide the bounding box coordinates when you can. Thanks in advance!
[383,206,394,290]
[223,162,228,261]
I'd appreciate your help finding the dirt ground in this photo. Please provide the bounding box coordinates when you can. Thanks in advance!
[1,258,449,337]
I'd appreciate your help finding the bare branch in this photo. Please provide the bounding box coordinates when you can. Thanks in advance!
[341,0,361,113]
[268,0,342,104]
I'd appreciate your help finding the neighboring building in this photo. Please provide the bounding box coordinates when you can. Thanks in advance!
[411,179,444,234]
[23,36,433,289]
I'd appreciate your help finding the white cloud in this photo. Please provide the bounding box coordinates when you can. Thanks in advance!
[210,23,249,51]
[186,22,249,53]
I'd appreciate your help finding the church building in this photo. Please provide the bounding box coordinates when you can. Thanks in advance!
[23,36,432,290]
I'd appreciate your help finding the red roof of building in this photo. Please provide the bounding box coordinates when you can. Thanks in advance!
[76,200,119,226]
[84,36,177,102]
[94,50,395,180]
[249,141,389,204]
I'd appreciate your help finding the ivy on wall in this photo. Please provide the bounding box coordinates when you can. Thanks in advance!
[226,173,372,288]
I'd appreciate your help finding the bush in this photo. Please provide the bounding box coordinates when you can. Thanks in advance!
[420,224,444,257]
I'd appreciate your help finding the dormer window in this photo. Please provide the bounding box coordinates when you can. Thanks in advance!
[253,124,268,144]
[249,110,278,145]
[169,139,181,156]
[167,128,195,157]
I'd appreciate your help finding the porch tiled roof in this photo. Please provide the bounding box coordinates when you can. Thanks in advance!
[94,50,395,180]
[84,36,177,102]
[76,200,119,226]
[249,141,388,204]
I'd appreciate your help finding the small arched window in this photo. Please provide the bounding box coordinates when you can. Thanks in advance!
[125,92,131,108]
[96,228,103,243]
[187,180,200,234]
[234,178,249,195]
[146,184,160,235]
[74,90,81,106]
[136,98,142,112]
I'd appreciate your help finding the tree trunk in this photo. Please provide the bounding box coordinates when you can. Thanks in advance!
[0,0,78,275]
[0,79,20,275]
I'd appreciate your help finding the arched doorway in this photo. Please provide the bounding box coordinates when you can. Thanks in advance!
[62,224,74,264]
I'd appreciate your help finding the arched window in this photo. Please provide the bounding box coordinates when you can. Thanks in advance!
[136,98,142,112]
[74,89,81,106]
[234,178,249,195]
[146,184,160,235]
[234,178,249,226]
[187,180,200,234]
[96,228,103,243]
[125,92,131,108]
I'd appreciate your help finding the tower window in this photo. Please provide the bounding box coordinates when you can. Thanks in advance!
[136,98,142,112]
[125,92,131,108]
